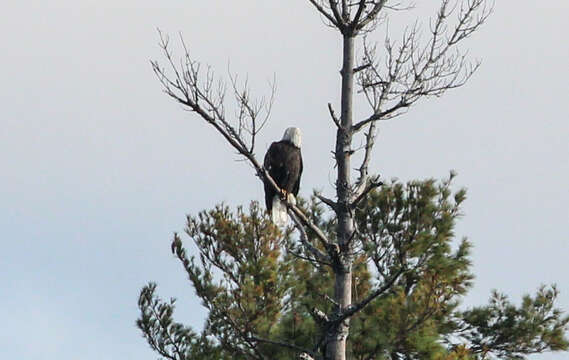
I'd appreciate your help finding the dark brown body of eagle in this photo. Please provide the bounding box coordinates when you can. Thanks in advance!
[263,140,303,213]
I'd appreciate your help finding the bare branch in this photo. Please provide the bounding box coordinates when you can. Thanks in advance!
[352,174,383,208]
[312,307,331,324]
[327,103,341,129]
[325,293,340,308]
[152,32,254,156]
[354,0,491,134]
[353,118,377,192]
[329,0,345,27]
[335,268,406,323]
[153,30,333,256]
[307,0,343,29]
[227,72,276,154]
[248,336,320,360]
[287,199,333,250]
[353,62,372,73]
[352,100,410,132]
[355,0,388,31]
[314,192,338,211]
[290,211,332,265]
[351,0,367,26]
[287,249,326,268]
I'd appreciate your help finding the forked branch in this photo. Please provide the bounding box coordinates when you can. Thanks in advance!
[352,174,383,208]
[306,0,343,29]
[307,0,414,35]
[152,30,332,253]
[349,0,491,197]
[354,0,493,132]
[152,31,272,155]
[335,268,406,323]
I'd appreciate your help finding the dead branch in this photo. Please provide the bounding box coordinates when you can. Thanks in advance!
[327,103,341,129]
[347,0,491,194]
[351,0,368,26]
[354,0,389,31]
[228,72,275,153]
[353,0,492,132]
[352,174,383,208]
[353,62,372,73]
[290,211,332,265]
[329,0,345,26]
[314,192,338,211]
[334,268,406,323]
[306,0,343,29]
[353,119,378,195]
[312,307,331,324]
[152,31,257,155]
[152,30,332,253]
[307,0,410,33]
[248,336,320,360]
[325,293,340,308]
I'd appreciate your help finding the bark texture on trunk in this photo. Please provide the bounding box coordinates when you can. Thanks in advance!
[326,33,355,360]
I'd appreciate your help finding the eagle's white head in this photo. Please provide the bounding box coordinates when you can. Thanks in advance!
[282,127,302,148]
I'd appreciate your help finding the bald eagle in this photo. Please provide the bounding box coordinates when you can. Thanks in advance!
[263,127,303,226]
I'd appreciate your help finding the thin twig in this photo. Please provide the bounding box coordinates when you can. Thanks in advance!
[352,175,383,208]
[152,31,332,250]
[314,192,338,211]
[290,211,332,265]
[307,0,342,28]
[328,103,341,129]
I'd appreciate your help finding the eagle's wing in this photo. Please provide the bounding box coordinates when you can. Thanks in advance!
[265,142,290,188]
[263,142,278,211]
[263,143,274,171]
[293,149,302,196]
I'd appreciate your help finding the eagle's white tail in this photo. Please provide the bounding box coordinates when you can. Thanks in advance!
[271,197,289,227]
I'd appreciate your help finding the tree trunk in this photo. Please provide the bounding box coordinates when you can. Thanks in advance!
[326,33,355,360]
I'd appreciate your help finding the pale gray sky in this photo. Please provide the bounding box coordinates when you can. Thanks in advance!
[1,1,568,359]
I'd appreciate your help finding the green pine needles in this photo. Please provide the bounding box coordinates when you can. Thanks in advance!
[137,175,569,360]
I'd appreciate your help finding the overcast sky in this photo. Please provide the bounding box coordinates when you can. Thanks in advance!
[2,1,568,359]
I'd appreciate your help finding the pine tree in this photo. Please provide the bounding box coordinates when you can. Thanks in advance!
[139,1,568,359]
[137,176,569,359]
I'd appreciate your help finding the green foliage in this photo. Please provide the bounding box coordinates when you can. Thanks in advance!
[176,202,294,357]
[348,175,474,359]
[456,285,569,359]
[137,176,569,360]
[137,283,232,360]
